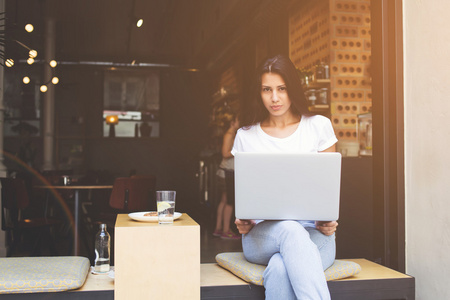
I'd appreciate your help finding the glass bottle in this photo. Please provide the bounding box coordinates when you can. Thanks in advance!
[94,224,110,273]
[323,63,330,79]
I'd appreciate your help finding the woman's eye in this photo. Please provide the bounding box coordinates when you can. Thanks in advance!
[278,86,287,91]
[262,87,271,92]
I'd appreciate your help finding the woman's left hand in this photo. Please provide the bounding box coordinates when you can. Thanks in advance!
[315,221,338,236]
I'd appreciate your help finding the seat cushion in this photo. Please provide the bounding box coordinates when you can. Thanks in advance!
[0,256,90,294]
[216,252,361,286]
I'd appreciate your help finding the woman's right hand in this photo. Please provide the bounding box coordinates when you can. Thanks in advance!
[235,219,256,234]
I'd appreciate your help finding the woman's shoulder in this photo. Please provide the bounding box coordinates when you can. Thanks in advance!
[237,124,259,135]
[232,124,260,154]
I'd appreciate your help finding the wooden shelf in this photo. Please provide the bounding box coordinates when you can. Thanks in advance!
[305,79,330,112]
[308,104,330,112]
[305,78,331,89]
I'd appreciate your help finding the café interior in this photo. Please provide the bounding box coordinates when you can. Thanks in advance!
[0,0,415,298]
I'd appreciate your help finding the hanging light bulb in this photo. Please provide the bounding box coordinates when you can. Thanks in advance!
[40,85,48,93]
[23,76,31,84]
[136,19,143,27]
[25,24,34,32]
[49,60,57,68]
[29,49,38,58]
[52,77,59,85]
[27,57,35,65]
[5,58,14,67]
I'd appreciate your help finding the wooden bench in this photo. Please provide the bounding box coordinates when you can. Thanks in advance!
[202,259,415,300]
[1,259,414,300]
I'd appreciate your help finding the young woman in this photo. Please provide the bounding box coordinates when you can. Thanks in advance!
[232,55,338,299]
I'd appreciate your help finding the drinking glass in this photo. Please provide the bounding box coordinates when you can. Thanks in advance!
[156,191,176,224]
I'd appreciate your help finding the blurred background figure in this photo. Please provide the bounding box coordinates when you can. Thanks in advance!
[213,115,240,240]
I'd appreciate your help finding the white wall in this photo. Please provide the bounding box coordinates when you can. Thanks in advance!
[404,1,450,299]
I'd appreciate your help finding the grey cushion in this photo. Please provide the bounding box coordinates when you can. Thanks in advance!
[0,256,90,294]
[216,252,361,285]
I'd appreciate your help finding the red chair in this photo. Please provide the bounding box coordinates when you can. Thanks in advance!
[109,175,157,212]
[93,175,156,265]
[1,178,61,256]
[94,175,157,229]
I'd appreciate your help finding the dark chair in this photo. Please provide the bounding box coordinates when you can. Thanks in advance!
[35,170,75,246]
[87,175,157,232]
[37,169,75,219]
[109,175,157,212]
[91,175,156,265]
[1,178,61,256]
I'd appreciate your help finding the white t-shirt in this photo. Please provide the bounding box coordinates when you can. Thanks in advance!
[231,114,338,227]
[231,115,337,155]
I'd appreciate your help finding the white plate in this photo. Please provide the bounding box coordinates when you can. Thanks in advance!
[108,269,115,279]
[128,211,182,222]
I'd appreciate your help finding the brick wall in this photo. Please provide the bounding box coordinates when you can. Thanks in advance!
[289,0,372,146]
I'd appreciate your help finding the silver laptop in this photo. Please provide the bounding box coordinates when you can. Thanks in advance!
[234,152,341,221]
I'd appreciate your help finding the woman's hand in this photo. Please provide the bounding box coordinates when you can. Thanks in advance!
[222,118,239,158]
[235,219,256,234]
[315,221,338,236]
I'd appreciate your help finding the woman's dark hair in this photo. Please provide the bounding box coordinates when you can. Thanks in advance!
[241,54,310,127]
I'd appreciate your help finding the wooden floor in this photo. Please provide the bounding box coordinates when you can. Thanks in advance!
[200,227,242,263]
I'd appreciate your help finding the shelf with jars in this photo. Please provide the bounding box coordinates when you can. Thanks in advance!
[298,63,331,113]
[305,80,330,112]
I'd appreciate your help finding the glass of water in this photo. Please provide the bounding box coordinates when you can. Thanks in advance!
[156,191,176,224]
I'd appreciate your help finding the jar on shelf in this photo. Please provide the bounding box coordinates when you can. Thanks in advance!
[315,62,330,80]
[316,88,329,104]
[305,89,316,105]
[315,64,324,80]
[305,70,314,86]
[357,112,373,156]
[296,68,308,86]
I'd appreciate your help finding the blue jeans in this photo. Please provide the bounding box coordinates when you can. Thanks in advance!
[242,220,335,300]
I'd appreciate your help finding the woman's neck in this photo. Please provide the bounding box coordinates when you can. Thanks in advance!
[260,113,301,138]
[261,113,301,128]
